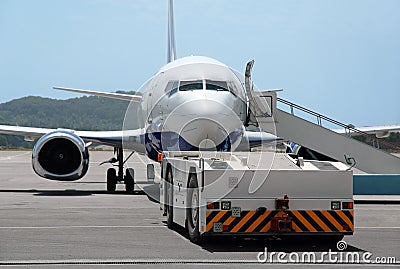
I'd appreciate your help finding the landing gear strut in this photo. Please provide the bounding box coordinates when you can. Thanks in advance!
[106,147,135,193]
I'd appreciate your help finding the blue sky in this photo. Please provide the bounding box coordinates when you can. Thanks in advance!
[0,0,399,126]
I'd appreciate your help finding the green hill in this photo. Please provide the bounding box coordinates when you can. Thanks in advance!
[0,92,139,148]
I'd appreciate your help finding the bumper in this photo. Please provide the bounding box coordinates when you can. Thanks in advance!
[203,210,354,235]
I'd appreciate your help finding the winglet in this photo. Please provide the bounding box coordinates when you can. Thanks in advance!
[53,87,142,102]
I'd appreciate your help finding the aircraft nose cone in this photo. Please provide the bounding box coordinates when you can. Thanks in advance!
[162,98,243,151]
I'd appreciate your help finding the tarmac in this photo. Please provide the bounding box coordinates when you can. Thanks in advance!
[0,150,399,268]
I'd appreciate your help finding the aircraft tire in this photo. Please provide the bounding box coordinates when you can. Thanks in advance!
[125,168,135,193]
[107,168,117,192]
[187,175,201,243]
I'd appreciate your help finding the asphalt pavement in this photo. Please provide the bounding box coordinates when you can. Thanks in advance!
[0,150,399,268]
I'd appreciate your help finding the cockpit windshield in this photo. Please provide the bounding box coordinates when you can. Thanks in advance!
[179,80,203,91]
[164,79,243,98]
[205,80,229,91]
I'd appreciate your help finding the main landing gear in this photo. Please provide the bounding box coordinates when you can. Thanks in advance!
[103,147,135,193]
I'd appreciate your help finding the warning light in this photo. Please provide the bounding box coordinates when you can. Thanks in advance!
[157,153,163,162]
[342,202,353,209]
[207,202,220,209]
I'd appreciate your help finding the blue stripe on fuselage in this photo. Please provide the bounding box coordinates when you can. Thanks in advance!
[143,131,231,161]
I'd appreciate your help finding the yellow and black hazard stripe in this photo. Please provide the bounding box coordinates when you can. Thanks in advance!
[290,210,354,233]
[206,210,277,233]
[205,210,353,233]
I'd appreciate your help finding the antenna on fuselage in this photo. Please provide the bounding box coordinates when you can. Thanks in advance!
[167,0,177,63]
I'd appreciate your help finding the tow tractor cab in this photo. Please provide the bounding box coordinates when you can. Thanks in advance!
[160,151,354,243]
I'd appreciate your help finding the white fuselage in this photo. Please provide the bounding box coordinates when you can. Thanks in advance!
[124,56,249,160]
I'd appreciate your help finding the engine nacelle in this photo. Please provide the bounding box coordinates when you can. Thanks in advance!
[32,131,89,181]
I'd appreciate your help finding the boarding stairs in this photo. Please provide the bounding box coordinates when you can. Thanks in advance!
[251,91,400,174]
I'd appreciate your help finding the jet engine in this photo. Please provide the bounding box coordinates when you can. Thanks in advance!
[32,131,89,181]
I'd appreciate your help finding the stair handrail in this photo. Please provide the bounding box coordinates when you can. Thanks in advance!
[277,97,400,151]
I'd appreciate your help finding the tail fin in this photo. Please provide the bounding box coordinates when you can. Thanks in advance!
[167,0,176,63]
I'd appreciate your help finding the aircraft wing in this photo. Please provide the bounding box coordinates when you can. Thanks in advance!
[53,87,143,102]
[333,125,400,138]
[0,124,144,148]
[0,125,53,139]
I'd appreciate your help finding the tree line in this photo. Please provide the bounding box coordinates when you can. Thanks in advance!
[0,92,139,149]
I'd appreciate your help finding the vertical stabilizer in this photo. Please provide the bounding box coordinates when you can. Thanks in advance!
[167,0,176,63]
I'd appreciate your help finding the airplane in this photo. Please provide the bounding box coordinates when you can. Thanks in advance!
[333,125,400,139]
[0,0,280,193]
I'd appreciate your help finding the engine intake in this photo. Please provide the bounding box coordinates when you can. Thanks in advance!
[32,131,89,181]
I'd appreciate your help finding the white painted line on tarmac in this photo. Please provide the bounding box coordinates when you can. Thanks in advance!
[0,151,30,161]
[356,209,400,211]
[0,259,398,265]
[0,225,166,229]
[0,259,260,265]
[357,226,400,229]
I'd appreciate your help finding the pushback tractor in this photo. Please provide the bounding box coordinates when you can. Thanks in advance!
[160,151,354,243]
